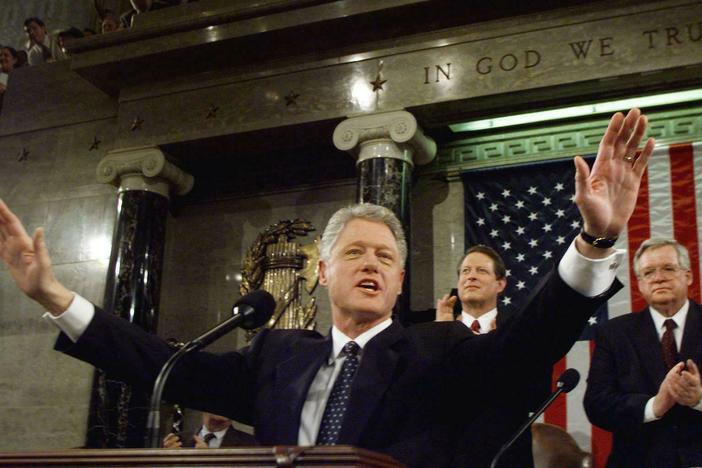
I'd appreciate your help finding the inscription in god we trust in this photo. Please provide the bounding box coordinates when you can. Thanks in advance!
[422,21,701,84]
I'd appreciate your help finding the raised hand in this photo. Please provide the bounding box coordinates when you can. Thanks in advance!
[670,360,702,408]
[574,109,655,241]
[0,199,73,315]
[193,435,209,448]
[652,362,682,418]
[436,293,458,321]
[162,432,183,449]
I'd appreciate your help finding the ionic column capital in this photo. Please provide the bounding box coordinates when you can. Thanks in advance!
[96,146,194,198]
[332,110,437,166]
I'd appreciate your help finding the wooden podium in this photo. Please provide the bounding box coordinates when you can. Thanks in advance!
[0,445,403,467]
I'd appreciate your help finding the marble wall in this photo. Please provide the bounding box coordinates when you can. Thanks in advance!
[158,182,357,351]
[0,118,118,451]
[411,175,465,311]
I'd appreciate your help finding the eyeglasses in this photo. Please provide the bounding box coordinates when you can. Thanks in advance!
[638,265,686,281]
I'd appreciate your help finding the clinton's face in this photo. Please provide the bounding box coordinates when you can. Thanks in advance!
[319,218,404,326]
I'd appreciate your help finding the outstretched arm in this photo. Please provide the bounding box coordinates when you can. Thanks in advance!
[573,108,655,259]
[0,199,73,315]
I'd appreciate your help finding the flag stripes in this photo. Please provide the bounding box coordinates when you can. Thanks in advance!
[462,141,702,467]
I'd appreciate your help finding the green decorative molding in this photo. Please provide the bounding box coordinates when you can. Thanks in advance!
[423,106,702,176]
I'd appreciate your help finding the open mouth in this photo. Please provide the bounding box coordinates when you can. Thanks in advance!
[357,280,379,292]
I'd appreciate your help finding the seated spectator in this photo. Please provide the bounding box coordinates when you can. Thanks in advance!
[24,17,66,65]
[1,46,25,73]
[17,50,28,67]
[121,0,182,28]
[100,11,121,34]
[57,27,84,57]
[0,46,26,97]
[163,412,256,448]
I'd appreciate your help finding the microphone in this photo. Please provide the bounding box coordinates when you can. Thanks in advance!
[145,290,276,448]
[489,368,580,468]
[189,290,276,350]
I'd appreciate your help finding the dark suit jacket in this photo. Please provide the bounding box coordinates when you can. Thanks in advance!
[180,424,257,447]
[584,300,702,468]
[451,308,553,468]
[57,271,616,468]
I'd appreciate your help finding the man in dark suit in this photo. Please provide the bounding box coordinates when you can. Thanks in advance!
[163,412,256,448]
[584,238,702,467]
[0,109,654,467]
[436,245,553,466]
[436,245,512,333]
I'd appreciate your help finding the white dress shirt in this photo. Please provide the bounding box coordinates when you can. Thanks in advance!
[297,319,392,445]
[460,308,497,334]
[197,425,229,448]
[43,238,623,443]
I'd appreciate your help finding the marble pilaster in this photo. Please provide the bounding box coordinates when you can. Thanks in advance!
[334,110,436,227]
[86,147,193,448]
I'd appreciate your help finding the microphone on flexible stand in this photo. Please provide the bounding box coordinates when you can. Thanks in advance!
[145,290,276,448]
[489,368,580,468]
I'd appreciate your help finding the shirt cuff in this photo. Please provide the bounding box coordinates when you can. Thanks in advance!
[694,395,702,413]
[558,240,625,297]
[643,397,660,422]
[42,293,94,343]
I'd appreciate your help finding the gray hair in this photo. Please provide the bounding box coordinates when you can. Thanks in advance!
[320,203,407,265]
[633,237,691,276]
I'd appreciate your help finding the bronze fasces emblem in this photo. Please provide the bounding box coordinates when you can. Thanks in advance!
[241,219,320,341]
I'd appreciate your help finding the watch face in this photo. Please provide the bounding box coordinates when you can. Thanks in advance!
[581,230,616,248]
[593,238,614,248]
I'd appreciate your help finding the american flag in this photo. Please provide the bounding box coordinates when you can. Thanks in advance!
[462,142,702,467]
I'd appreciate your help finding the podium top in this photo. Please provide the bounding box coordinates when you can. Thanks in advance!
[0,445,404,467]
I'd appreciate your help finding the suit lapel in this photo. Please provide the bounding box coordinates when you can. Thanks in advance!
[337,321,405,445]
[272,335,331,444]
[221,424,255,447]
[680,301,702,360]
[632,309,668,387]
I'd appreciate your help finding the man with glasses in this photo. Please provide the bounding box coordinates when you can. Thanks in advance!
[584,238,702,467]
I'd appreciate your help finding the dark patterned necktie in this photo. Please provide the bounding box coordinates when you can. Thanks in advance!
[203,432,216,446]
[661,319,678,370]
[316,341,360,445]
[470,319,481,334]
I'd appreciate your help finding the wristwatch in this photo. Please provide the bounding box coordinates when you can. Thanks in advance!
[580,229,618,248]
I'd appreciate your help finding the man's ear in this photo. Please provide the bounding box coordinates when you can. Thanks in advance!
[319,259,328,287]
[397,269,406,295]
[497,278,507,294]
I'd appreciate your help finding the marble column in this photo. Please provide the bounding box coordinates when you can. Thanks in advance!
[86,147,193,448]
[333,111,436,319]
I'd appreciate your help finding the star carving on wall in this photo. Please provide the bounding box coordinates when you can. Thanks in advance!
[130,116,144,131]
[17,148,29,162]
[284,91,300,106]
[370,74,387,92]
[206,105,219,119]
[89,136,101,151]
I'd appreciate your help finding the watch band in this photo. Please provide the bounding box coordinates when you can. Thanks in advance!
[580,229,618,248]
